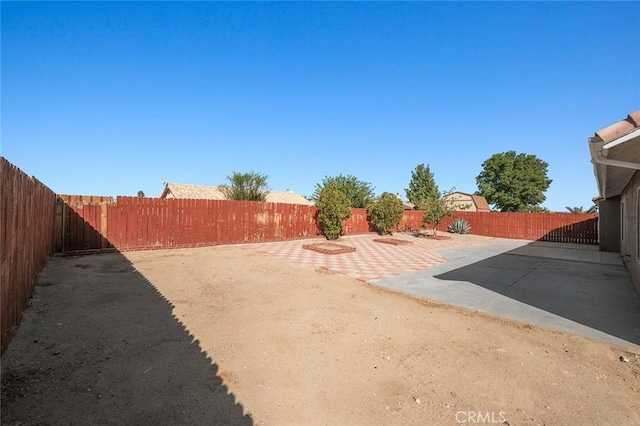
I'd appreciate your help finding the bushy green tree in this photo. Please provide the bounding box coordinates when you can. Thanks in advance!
[405,164,440,207]
[137,191,145,198]
[476,151,552,212]
[220,171,269,201]
[368,192,405,235]
[421,191,455,236]
[316,186,352,240]
[312,174,375,208]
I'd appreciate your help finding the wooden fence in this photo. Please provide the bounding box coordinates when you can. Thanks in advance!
[1,157,57,353]
[448,211,599,244]
[55,196,599,254]
[55,195,114,253]
[55,197,322,253]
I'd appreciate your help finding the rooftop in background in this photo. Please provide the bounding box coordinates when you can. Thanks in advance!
[160,182,312,205]
[444,192,491,212]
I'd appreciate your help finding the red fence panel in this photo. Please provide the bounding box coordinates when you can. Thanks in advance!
[1,158,56,353]
[55,196,600,254]
[449,211,598,244]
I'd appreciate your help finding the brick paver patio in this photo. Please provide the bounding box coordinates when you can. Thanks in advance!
[244,232,491,282]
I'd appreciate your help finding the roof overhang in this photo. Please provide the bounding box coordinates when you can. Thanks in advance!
[590,127,640,200]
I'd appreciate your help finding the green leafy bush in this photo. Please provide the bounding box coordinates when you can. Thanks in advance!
[448,218,471,234]
[316,185,352,240]
[368,192,405,235]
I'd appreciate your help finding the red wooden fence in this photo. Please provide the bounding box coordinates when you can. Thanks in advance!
[55,195,113,253]
[449,211,598,244]
[56,197,599,254]
[1,157,56,353]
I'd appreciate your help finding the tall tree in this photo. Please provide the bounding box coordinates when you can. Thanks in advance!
[476,151,552,212]
[220,171,269,201]
[405,164,440,207]
[312,174,375,208]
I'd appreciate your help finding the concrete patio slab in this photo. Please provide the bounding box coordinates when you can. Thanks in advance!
[374,240,640,350]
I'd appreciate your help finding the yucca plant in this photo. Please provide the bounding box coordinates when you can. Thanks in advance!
[448,218,471,234]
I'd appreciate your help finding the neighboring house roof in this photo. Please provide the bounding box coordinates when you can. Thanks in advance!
[265,191,312,205]
[394,193,415,210]
[402,201,415,210]
[589,110,640,200]
[159,182,312,205]
[472,194,490,211]
[444,191,491,212]
[161,183,226,200]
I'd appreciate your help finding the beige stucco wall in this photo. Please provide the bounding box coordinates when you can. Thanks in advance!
[444,194,476,212]
[620,170,640,294]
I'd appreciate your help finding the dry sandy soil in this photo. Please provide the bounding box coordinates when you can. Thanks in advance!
[2,245,640,425]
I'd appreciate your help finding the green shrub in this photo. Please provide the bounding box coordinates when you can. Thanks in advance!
[448,218,471,234]
[316,185,352,240]
[368,192,405,235]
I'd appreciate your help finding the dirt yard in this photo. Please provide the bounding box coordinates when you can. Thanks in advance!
[2,245,640,425]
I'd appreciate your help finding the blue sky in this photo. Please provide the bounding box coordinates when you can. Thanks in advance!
[2,2,639,211]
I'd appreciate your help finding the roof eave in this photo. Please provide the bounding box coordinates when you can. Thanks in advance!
[589,136,608,199]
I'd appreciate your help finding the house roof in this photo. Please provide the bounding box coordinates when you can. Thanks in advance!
[160,182,312,205]
[589,110,640,200]
[161,183,226,200]
[472,195,490,211]
[444,192,491,211]
[595,111,640,144]
[265,191,312,205]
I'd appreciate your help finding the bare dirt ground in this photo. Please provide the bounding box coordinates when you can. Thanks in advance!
[2,245,640,425]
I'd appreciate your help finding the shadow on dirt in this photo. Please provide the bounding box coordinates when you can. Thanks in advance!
[1,252,252,425]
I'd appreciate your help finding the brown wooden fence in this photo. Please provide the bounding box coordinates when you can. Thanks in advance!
[335,210,597,244]
[55,195,114,253]
[1,157,56,353]
[448,211,599,244]
[55,196,599,254]
[56,197,322,253]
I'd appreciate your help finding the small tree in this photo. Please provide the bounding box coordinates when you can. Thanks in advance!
[137,191,145,198]
[316,185,352,240]
[405,164,440,207]
[368,192,405,235]
[312,174,375,208]
[420,192,455,236]
[220,171,269,201]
